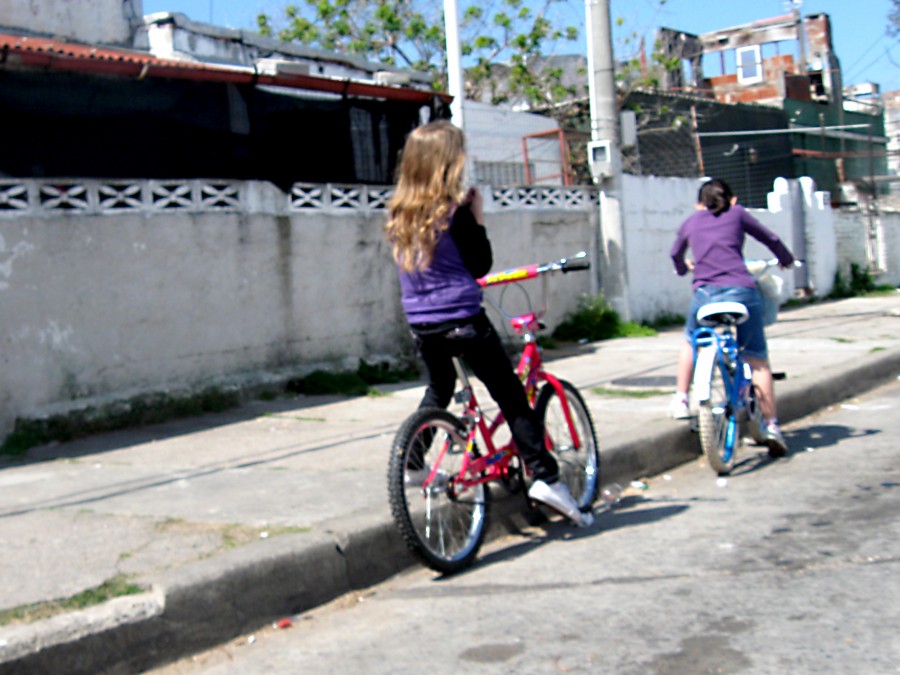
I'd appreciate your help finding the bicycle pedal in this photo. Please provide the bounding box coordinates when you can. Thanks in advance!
[772,372,786,381]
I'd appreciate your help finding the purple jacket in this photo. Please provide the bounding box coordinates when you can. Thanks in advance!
[671,204,794,290]
[398,204,492,325]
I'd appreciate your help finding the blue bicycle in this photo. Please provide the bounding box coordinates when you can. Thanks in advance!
[690,258,799,474]
[691,301,766,475]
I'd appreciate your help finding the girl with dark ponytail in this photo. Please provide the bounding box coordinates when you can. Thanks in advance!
[669,179,796,456]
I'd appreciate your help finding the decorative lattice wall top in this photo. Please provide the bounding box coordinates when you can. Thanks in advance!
[0,179,599,216]
[0,180,242,214]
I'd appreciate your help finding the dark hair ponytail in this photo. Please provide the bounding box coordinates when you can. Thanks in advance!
[698,179,733,216]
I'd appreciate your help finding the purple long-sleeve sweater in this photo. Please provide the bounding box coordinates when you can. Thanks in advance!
[398,204,492,325]
[670,204,794,290]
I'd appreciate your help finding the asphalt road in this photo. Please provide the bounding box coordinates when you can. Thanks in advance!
[155,379,900,674]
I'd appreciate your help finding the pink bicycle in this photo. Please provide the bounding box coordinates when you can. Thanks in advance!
[387,252,600,573]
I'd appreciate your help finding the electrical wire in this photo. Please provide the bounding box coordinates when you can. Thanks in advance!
[843,32,889,79]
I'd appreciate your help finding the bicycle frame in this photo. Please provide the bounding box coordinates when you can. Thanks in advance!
[388,252,600,572]
[425,253,589,493]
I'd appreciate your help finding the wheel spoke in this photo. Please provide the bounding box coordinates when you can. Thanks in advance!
[536,382,600,510]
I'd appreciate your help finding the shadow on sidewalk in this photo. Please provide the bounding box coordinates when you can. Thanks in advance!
[785,423,880,450]
[719,423,881,478]
[2,381,425,468]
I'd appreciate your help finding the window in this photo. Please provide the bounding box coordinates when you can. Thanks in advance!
[474,161,533,186]
[736,45,763,84]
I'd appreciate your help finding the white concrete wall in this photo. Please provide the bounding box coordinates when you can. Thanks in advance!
[833,212,870,276]
[618,175,839,322]
[0,180,596,439]
[620,175,697,323]
[881,212,900,284]
[0,0,141,44]
[833,208,900,286]
[885,99,900,188]
[766,177,837,297]
[3,172,895,441]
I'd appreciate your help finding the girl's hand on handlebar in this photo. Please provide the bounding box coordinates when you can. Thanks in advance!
[781,259,804,270]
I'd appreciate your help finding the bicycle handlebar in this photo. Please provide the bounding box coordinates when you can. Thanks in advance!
[745,257,804,280]
[477,251,590,288]
[747,258,805,268]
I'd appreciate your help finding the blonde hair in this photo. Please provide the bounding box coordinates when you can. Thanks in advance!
[386,121,467,272]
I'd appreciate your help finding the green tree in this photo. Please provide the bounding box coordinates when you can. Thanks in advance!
[257,0,582,108]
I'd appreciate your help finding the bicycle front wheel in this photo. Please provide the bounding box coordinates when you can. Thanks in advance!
[535,380,600,510]
[698,360,739,475]
[387,408,488,574]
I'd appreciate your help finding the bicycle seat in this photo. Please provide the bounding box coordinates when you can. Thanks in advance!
[510,312,542,335]
[697,301,749,327]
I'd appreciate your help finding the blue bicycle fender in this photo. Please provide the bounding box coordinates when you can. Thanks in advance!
[692,346,718,403]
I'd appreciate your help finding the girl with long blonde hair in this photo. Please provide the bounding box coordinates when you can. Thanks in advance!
[386,120,467,272]
[385,120,593,527]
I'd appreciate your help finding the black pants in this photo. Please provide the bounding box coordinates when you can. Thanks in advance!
[410,311,559,483]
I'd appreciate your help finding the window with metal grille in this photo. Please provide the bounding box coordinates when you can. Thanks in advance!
[736,46,763,85]
[473,161,535,186]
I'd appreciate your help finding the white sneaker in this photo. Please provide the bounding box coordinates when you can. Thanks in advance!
[763,423,788,458]
[528,480,594,527]
[669,395,691,420]
[405,467,449,490]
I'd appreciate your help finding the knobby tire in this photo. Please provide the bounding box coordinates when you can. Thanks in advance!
[698,358,738,475]
[387,408,488,574]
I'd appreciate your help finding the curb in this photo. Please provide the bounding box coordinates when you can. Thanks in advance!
[1,521,414,675]
[3,347,898,674]
[776,348,900,425]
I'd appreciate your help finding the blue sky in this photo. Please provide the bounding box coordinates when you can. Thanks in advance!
[140,0,899,92]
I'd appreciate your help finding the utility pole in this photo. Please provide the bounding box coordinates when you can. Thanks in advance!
[585,0,630,320]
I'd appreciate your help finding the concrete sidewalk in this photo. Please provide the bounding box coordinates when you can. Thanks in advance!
[1,295,898,674]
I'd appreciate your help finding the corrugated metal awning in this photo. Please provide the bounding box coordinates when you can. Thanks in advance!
[0,31,451,105]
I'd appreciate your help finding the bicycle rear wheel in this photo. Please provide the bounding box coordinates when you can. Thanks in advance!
[698,360,739,475]
[387,408,488,574]
[534,380,600,510]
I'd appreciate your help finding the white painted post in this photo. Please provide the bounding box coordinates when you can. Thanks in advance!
[443,0,465,130]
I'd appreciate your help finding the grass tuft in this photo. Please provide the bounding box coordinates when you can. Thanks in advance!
[2,360,420,455]
[552,294,658,342]
[592,387,670,398]
[829,263,895,299]
[286,359,419,397]
[0,575,144,626]
[1,388,240,456]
